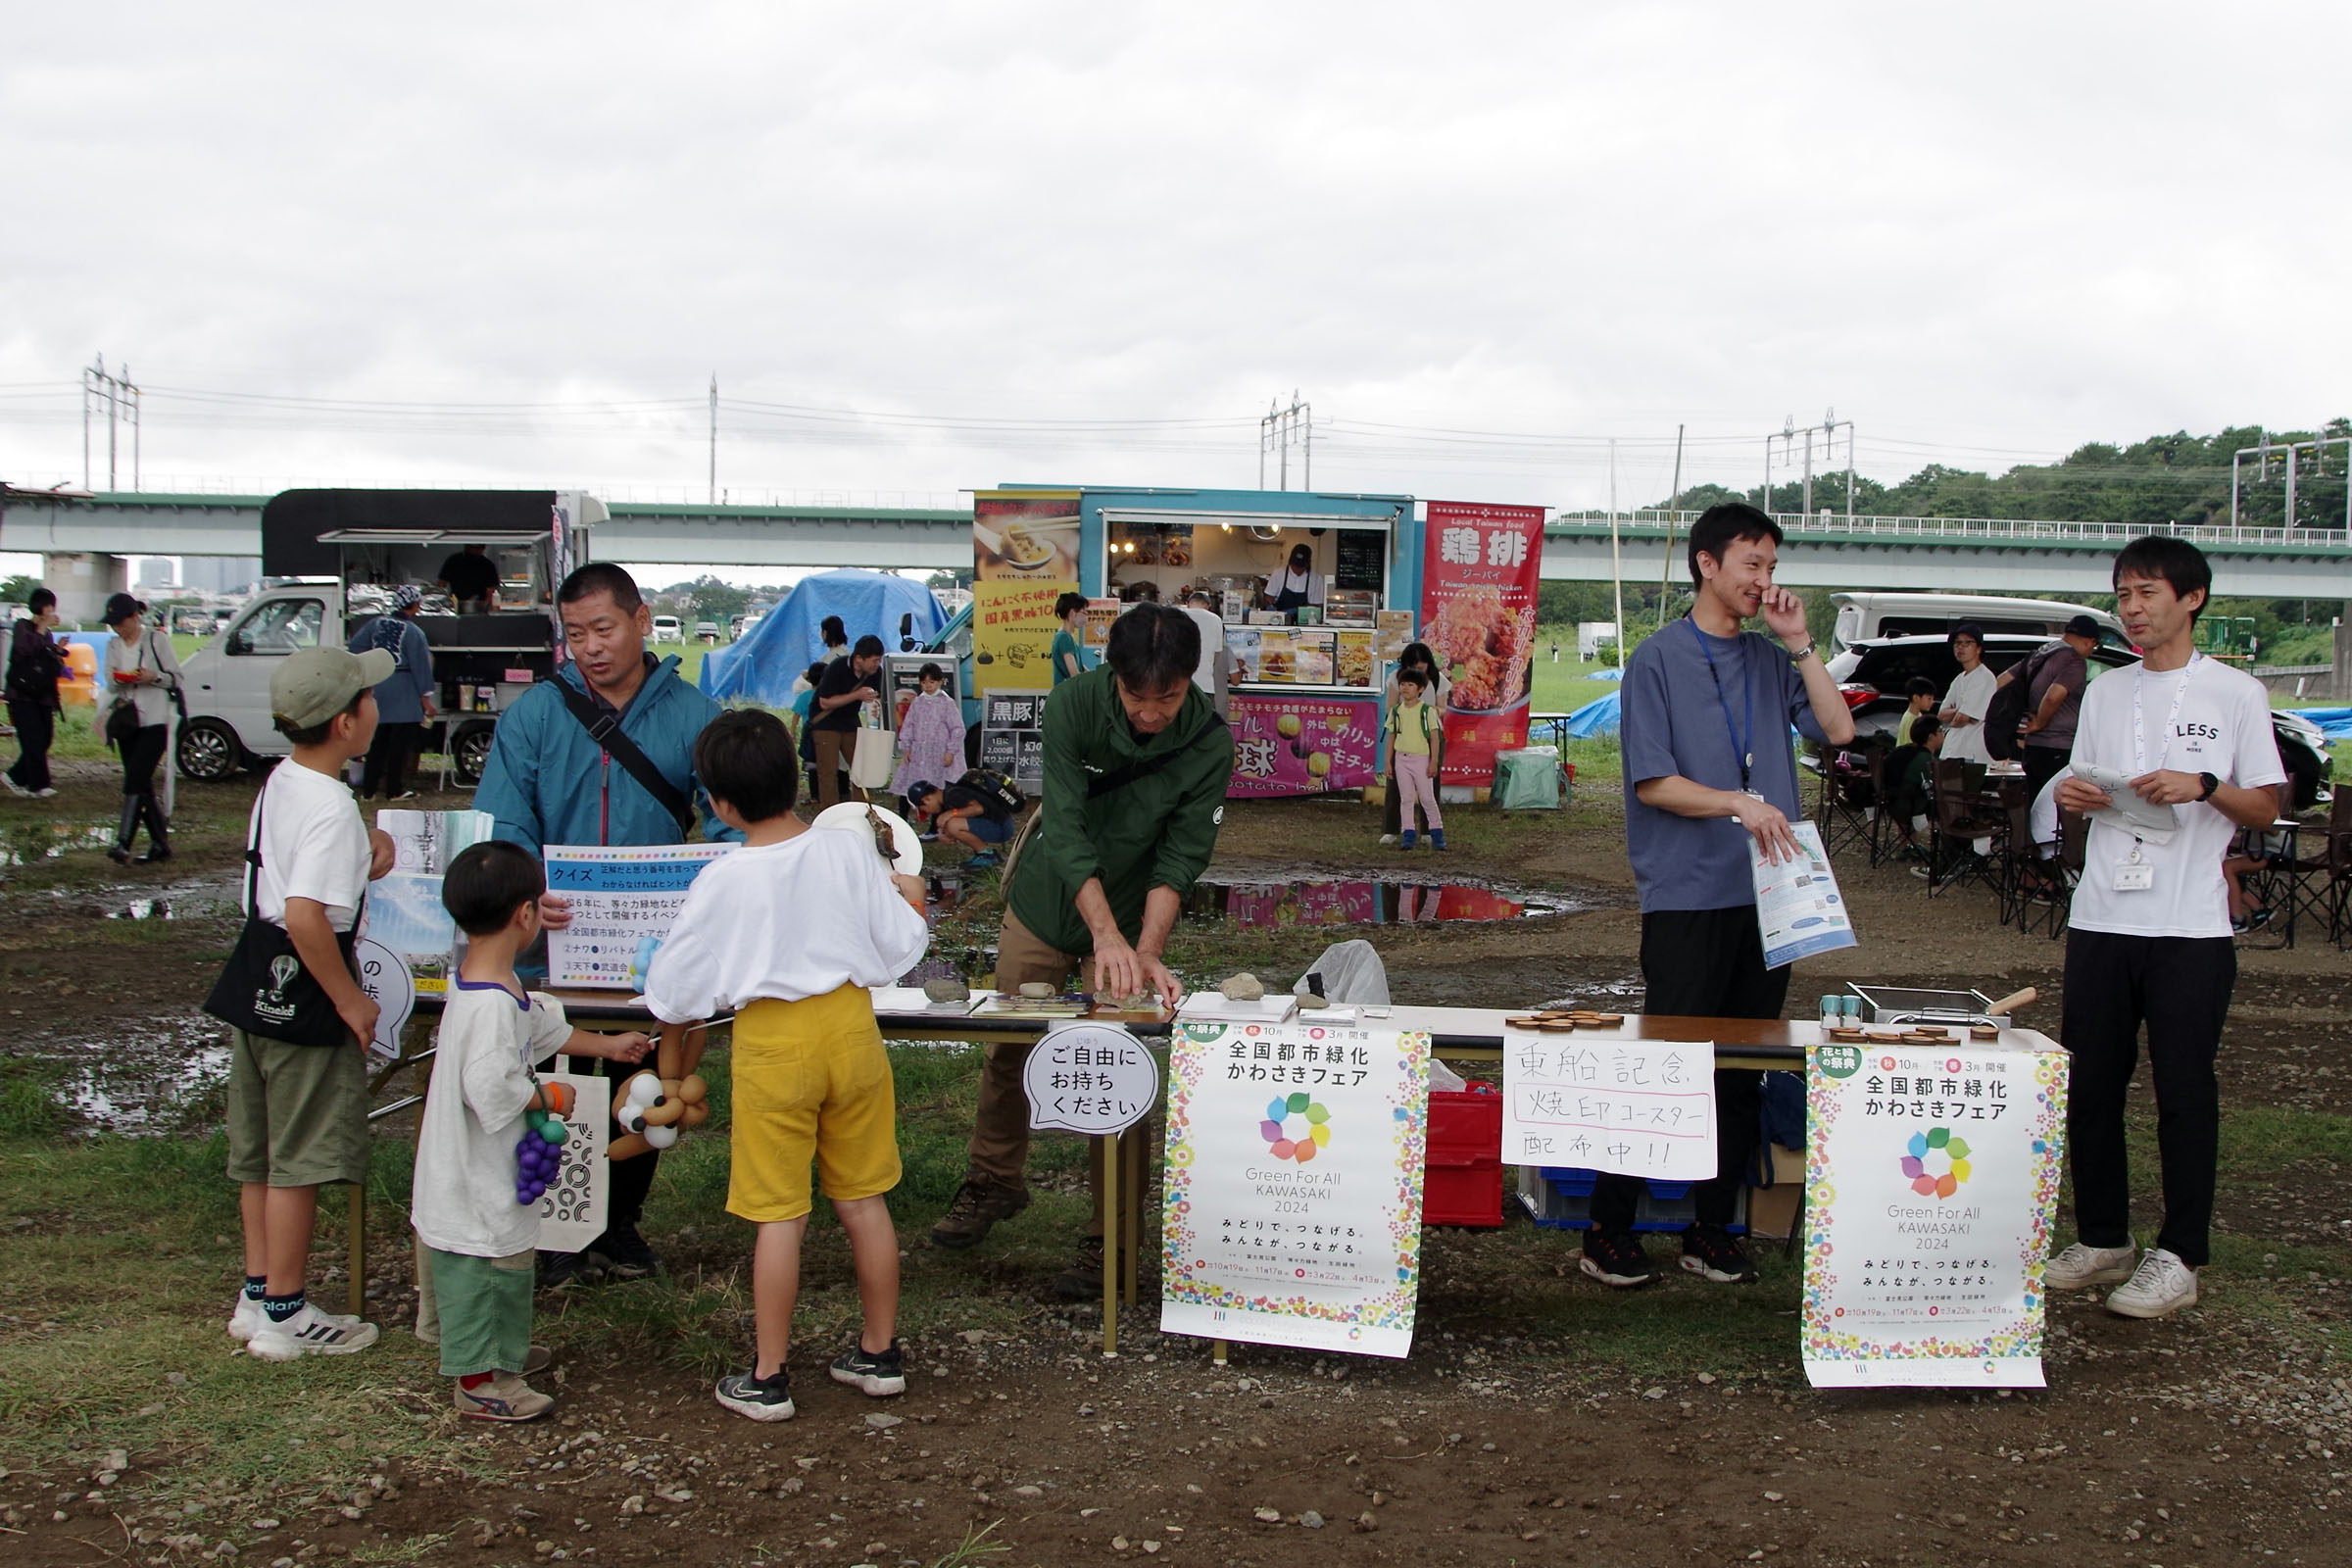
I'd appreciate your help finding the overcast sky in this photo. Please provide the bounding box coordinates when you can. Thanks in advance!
[6,2,2348,519]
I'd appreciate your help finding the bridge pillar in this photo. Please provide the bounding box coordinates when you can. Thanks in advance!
[44,552,129,627]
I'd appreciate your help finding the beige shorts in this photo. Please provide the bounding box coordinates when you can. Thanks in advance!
[224,1029,369,1188]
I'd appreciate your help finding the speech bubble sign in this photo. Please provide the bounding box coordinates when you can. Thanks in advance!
[1022,1021,1159,1136]
[352,936,416,1061]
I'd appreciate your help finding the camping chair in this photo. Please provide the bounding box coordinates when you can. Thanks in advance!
[2001,799,2072,937]
[2267,788,2352,947]
[1814,740,1891,866]
[1927,758,2004,899]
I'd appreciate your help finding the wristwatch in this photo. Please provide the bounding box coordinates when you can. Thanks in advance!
[1787,642,1817,663]
[2197,771,2220,802]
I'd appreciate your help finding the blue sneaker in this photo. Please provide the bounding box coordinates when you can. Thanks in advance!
[966,851,1000,869]
[1398,830,1418,850]
[1430,829,1447,851]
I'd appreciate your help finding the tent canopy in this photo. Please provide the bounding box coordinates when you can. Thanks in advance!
[699,568,946,706]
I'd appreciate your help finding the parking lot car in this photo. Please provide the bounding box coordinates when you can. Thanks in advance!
[651,614,684,642]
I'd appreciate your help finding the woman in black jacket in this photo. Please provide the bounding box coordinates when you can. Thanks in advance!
[4,587,68,797]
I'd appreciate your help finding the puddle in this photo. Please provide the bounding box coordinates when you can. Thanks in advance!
[107,899,176,920]
[1185,875,1589,929]
[24,1016,233,1134]
[1,822,120,866]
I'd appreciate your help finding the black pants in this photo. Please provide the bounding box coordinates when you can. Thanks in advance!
[119,722,168,797]
[2061,928,2233,1268]
[1591,905,1789,1234]
[6,702,54,792]
[361,720,423,799]
[2023,744,2070,802]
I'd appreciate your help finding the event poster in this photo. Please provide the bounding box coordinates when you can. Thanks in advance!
[1227,692,1379,798]
[1420,501,1544,786]
[1500,1029,1719,1180]
[1752,822,1860,968]
[973,489,1081,690]
[370,809,495,992]
[1802,1040,2066,1389]
[544,843,734,989]
[1161,1020,1430,1358]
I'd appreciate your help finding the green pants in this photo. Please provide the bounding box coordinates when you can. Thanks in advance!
[422,1247,534,1378]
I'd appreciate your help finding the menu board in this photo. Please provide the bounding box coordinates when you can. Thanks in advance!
[1229,627,1361,687]
[978,689,1047,790]
[1334,629,1375,688]
[1334,529,1387,592]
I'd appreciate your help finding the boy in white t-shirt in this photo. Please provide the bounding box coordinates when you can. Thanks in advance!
[415,841,651,1420]
[220,647,397,1360]
[642,710,930,1422]
[2044,538,2285,1320]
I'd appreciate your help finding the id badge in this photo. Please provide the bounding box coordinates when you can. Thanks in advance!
[2113,844,2154,893]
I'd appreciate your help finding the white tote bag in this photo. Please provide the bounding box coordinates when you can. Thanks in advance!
[849,704,897,791]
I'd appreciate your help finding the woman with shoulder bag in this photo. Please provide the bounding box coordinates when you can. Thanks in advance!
[5,587,69,797]
[102,593,185,864]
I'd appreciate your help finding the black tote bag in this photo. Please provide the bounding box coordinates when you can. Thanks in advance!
[202,783,363,1049]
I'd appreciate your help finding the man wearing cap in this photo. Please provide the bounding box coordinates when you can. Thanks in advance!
[473,562,738,1287]
[1996,614,2102,800]
[348,586,439,801]
[220,645,400,1360]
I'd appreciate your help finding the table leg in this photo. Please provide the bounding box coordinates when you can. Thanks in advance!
[1120,1126,1145,1305]
[1101,1132,1119,1358]
[347,1181,367,1319]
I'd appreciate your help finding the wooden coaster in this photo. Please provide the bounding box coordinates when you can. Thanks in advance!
[1908,1025,1951,1039]
[1864,1029,1903,1043]
[1971,1024,2000,1041]
[1827,1028,1868,1043]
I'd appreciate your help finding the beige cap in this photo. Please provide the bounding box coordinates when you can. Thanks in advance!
[271,646,396,729]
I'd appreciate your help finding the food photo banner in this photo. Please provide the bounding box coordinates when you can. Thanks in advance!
[1226,693,1380,798]
[1161,1020,1430,1358]
[973,489,1082,691]
[1802,1040,2066,1389]
[1420,501,1544,786]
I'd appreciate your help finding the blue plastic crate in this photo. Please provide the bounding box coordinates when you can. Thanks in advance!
[1516,1166,1744,1234]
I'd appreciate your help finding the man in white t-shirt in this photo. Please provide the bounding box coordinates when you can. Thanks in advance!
[2043,537,2285,1321]
[1182,591,1229,717]
[1937,623,1998,766]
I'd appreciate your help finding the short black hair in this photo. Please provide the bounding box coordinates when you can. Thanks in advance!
[1054,591,1090,619]
[271,691,366,746]
[1949,622,1984,650]
[852,633,885,659]
[820,615,847,644]
[1396,667,1428,692]
[694,708,799,822]
[1687,502,1783,588]
[1910,713,1943,747]
[1904,676,1938,698]
[557,562,643,613]
[918,662,946,682]
[441,841,546,938]
[803,662,828,686]
[27,587,55,613]
[2113,535,2212,620]
[1104,602,1200,695]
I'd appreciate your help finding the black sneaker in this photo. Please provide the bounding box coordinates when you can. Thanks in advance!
[598,1221,663,1280]
[1679,1223,1760,1284]
[930,1179,1030,1250]
[537,1249,608,1291]
[1578,1228,1659,1289]
[829,1339,907,1397]
[714,1368,797,1423]
[1049,1236,1107,1302]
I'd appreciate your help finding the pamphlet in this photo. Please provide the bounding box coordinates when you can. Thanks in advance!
[1751,821,1858,968]
[544,843,734,989]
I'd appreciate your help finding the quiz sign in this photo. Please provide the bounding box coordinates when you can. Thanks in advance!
[1801,1040,2067,1389]
[1160,1020,1429,1358]
[543,843,733,990]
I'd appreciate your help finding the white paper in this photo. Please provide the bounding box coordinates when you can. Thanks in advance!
[1500,1030,1717,1178]
[1752,820,1859,969]
[1175,991,1299,1024]
[351,937,414,1061]
[868,985,982,1015]
[2072,764,2180,844]
[543,843,734,989]
[533,1070,610,1254]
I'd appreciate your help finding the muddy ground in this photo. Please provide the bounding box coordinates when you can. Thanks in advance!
[4,760,2349,1566]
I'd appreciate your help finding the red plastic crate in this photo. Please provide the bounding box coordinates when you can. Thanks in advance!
[1424,1083,1504,1228]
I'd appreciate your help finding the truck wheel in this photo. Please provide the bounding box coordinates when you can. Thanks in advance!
[176,717,246,782]
[451,720,496,786]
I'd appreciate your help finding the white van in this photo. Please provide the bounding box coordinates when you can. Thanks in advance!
[651,614,684,643]
[1830,592,2125,653]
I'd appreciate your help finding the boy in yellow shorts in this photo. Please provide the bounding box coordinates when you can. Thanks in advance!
[643,710,931,1422]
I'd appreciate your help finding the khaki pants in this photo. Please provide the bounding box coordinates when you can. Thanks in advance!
[812,727,859,808]
[966,909,1143,1236]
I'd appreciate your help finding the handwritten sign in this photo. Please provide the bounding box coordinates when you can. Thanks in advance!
[1500,1030,1718,1179]
[1022,1022,1158,1136]
[543,843,733,989]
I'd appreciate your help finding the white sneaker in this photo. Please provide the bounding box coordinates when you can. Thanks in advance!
[246,1300,380,1360]
[2106,1248,2199,1319]
[1377,834,1397,846]
[1,777,26,797]
[227,1293,267,1342]
[2043,1240,2137,1290]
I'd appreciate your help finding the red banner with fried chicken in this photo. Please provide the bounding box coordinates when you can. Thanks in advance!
[1420,501,1544,787]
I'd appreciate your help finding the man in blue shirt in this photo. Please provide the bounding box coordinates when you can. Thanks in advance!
[347,586,438,800]
[1595,503,1853,1289]
[475,563,738,1287]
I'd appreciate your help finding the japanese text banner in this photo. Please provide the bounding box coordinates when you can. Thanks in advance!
[1421,501,1544,786]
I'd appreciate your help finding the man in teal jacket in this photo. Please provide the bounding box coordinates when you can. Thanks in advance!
[932,604,1233,1298]
[474,563,738,1287]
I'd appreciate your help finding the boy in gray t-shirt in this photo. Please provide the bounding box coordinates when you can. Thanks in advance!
[1591,504,1851,1291]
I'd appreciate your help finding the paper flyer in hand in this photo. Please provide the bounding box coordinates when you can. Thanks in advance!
[1752,820,1858,969]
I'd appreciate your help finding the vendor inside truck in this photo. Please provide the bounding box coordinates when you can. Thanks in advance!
[437,543,503,613]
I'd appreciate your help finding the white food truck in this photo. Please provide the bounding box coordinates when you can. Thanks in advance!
[174,489,603,784]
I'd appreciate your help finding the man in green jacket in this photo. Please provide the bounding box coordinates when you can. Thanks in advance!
[933,605,1233,1296]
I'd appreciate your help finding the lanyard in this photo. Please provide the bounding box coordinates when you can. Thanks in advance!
[2131,654,2199,775]
[1687,616,1754,789]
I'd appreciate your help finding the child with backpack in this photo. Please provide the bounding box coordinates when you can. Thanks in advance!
[1385,667,1446,851]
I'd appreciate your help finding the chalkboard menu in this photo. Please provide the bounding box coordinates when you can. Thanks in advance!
[978,689,1047,790]
[1334,529,1387,591]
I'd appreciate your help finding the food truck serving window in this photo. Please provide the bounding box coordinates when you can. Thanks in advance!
[1098,509,1397,692]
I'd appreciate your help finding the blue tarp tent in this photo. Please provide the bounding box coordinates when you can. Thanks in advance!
[1562,691,1621,738]
[2290,707,2352,742]
[700,569,947,707]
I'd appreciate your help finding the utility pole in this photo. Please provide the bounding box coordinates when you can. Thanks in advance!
[1659,422,1685,633]
[708,374,718,505]
[1608,438,1625,665]
[82,356,140,491]
[1259,393,1311,491]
